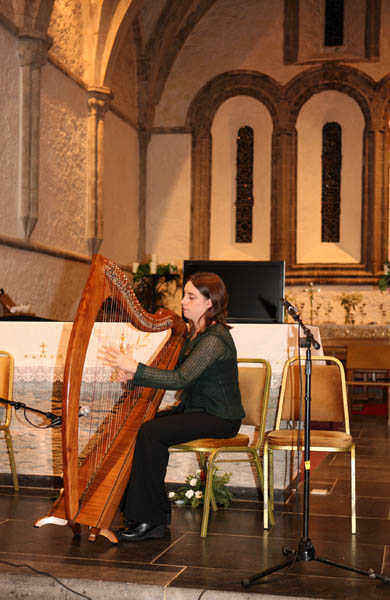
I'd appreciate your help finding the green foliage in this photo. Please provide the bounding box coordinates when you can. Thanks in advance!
[168,467,233,509]
[132,262,181,313]
[378,261,390,292]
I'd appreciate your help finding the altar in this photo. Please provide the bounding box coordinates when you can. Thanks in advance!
[0,321,321,497]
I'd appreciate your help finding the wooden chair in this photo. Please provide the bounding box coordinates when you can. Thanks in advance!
[263,355,356,534]
[0,350,19,491]
[346,342,390,425]
[170,358,275,537]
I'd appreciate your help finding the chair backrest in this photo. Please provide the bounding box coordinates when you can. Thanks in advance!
[346,342,390,371]
[237,358,271,443]
[276,355,349,432]
[0,351,14,427]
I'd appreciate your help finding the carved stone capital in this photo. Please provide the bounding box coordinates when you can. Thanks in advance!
[16,32,51,69]
[87,86,113,120]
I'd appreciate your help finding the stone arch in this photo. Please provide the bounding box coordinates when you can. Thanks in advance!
[281,64,387,282]
[286,63,376,129]
[186,71,284,259]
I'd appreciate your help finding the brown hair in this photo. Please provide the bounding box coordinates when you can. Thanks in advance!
[186,271,230,332]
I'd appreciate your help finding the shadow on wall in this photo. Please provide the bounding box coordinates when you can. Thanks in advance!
[48,259,91,321]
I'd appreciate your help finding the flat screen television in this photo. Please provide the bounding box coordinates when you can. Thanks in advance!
[183,260,285,324]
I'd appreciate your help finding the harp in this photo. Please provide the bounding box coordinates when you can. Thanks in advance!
[35,254,186,542]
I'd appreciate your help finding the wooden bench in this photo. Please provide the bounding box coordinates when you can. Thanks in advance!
[346,342,390,425]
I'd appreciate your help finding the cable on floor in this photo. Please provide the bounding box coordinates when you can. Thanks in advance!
[0,558,93,600]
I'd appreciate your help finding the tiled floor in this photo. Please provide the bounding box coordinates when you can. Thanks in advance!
[1,414,390,599]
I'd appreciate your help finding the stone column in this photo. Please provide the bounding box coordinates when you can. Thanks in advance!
[87,86,112,256]
[270,120,297,269]
[16,32,51,239]
[190,128,212,259]
[137,130,151,261]
[364,121,389,274]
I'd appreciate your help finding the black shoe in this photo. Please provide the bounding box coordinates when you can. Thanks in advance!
[116,522,167,542]
[124,519,141,530]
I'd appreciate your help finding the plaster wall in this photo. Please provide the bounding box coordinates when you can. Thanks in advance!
[48,0,84,79]
[210,96,272,260]
[155,1,390,129]
[107,24,139,125]
[154,0,294,127]
[101,111,139,265]
[34,62,88,255]
[0,244,90,321]
[296,91,364,263]
[0,25,21,238]
[286,284,390,328]
[341,2,390,82]
[146,134,191,268]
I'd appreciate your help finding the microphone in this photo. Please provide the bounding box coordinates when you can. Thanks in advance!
[280,298,299,318]
[280,298,321,350]
[48,405,90,428]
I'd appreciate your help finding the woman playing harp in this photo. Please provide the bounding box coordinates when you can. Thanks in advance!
[102,271,245,541]
[35,255,186,543]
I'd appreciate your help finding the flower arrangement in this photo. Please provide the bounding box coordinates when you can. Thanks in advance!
[132,260,181,313]
[337,292,363,324]
[168,468,232,509]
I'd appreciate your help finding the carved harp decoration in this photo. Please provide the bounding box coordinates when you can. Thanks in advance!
[35,255,186,542]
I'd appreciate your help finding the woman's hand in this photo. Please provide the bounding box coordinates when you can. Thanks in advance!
[99,344,138,378]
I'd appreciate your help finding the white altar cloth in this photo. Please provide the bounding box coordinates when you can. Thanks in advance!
[0,321,321,492]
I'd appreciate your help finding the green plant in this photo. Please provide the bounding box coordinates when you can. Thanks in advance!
[168,467,232,509]
[132,262,181,313]
[378,260,390,292]
[337,292,363,325]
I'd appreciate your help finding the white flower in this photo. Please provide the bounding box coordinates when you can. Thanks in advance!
[196,469,202,476]
[189,478,197,487]
[195,491,203,498]
[168,491,176,498]
[185,489,195,498]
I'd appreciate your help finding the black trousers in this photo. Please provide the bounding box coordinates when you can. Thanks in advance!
[121,409,241,525]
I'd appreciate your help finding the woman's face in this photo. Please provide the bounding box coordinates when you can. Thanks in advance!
[181,280,212,328]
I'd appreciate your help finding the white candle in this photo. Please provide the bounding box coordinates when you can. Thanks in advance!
[132,262,139,274]
[150,254,157,274]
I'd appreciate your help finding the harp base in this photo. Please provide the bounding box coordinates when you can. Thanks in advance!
[34,516,119,544]
[34,516,69,527]
[88,526,118,544]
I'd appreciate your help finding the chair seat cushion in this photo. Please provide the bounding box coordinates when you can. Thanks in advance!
[175,433,250,449]
[267,429,353,449]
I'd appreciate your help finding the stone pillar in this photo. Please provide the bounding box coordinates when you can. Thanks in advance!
[364,122,389,274]
[16,31,51,239]
[87,86,112,256]
[271,120,297,269]
[137,130,151,261]
[190,128,212,259]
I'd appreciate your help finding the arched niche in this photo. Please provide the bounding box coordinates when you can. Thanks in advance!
[186,71,283,260]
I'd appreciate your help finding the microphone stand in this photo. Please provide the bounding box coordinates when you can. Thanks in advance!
[243,301,390,587]
[0,396,61,428]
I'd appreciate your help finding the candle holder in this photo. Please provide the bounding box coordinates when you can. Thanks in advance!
[304,282,321,325]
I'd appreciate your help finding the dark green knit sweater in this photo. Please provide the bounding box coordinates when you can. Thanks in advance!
[133,323,244,420]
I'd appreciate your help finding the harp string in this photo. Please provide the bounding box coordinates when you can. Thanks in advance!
[78,274,172,491]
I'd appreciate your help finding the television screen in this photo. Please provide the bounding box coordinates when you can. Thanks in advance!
[183,260,285,324]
